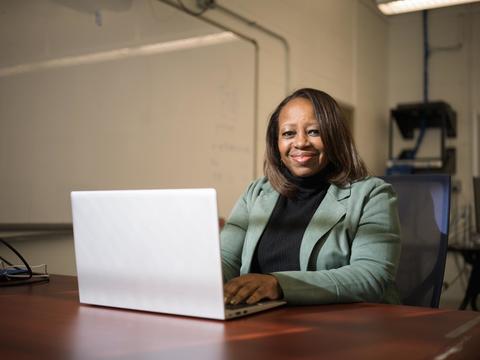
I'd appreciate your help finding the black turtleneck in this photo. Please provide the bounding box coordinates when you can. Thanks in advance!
[250,168,330,274]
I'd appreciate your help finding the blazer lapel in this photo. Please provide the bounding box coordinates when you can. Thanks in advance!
[240,188,279,273]
[299,184,350,271]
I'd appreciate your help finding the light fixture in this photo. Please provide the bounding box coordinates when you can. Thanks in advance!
[376,0,480,15]
[0,32,237,78]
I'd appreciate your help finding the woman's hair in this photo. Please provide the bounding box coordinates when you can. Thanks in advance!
[264,88,368,196]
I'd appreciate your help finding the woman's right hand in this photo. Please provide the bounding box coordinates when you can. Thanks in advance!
[224,273,283,305]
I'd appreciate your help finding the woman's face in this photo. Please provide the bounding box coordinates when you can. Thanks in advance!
[277,97,327,177]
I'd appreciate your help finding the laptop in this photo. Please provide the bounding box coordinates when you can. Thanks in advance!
[70,188,285,320]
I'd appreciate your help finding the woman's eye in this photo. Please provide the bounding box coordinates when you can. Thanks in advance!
[282,131,295,138]
[308,129,320,136]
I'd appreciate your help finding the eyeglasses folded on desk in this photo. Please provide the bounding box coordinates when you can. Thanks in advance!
[0,263,50,286]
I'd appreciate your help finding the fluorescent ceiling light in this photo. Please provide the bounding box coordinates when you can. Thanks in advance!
[377,0,480,15]
[0,32,237,78]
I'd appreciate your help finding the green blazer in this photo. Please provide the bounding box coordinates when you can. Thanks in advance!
[220,176,401,305]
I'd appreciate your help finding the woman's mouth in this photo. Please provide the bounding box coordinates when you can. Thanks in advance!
[290,152,317,165]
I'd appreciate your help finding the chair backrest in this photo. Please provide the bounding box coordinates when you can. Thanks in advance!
[382,174,451,308]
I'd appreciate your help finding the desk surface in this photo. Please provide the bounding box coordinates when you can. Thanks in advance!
[1,275,480,360]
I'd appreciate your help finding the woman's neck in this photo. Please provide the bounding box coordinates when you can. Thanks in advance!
[280,164,331,191]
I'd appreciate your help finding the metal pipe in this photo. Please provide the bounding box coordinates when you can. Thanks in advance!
[157,0,260,179]
[212,2,290,94]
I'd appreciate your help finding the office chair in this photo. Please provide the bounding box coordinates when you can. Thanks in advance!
[382,174,451,308]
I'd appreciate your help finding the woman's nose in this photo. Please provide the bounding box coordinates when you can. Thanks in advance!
[294,132,309,148]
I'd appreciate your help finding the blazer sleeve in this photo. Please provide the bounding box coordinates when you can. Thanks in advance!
[273,180,401,305]
[220,179,262,282]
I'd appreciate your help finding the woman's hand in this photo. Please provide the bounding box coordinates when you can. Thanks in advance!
[224,274,283,305]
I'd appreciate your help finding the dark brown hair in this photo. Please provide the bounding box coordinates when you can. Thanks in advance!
[264,88,368,197]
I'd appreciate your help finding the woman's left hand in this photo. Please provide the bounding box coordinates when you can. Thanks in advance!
[223,274,283,305]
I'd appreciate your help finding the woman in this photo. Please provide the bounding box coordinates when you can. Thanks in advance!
[221,88,401,306]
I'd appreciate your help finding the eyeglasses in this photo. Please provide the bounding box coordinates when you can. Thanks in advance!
[0,262,49,280]
[0,238,50,286]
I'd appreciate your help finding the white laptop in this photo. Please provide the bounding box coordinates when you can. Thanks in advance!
[71,188,285,320]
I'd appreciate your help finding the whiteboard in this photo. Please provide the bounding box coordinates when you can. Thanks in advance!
[0,1,256,223]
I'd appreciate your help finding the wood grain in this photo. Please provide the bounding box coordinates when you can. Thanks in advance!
[1,275,479,359]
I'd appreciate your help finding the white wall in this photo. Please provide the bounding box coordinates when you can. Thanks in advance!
[355,1,389,174]
[1,0,390,276]
[387,3,480,308]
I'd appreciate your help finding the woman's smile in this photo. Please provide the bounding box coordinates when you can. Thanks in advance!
[289,151,319,165]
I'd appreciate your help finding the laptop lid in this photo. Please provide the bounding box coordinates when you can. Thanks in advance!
[71,189,227,320]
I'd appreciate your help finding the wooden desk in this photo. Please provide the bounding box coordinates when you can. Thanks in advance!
[1,275,480,359]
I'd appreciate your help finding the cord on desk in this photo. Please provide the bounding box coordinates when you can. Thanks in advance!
[0,237,50,287]
[0,238,32,278]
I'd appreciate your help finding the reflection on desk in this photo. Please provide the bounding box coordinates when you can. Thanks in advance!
[448,242,480,311]
[2,276,480,359]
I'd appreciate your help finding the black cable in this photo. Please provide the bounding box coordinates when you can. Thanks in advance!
[410,10,430,160]
[0,255,14,266]
[0,238,33,280]
[443,262,468,290]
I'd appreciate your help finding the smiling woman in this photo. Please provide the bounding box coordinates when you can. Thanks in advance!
[221,88,402,307]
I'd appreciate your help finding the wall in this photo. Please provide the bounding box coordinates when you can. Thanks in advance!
[201,0,389,175]
[387,3,480,307]
[0,0,257,223]
[1,0,390,276]
[355,1,389,174]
